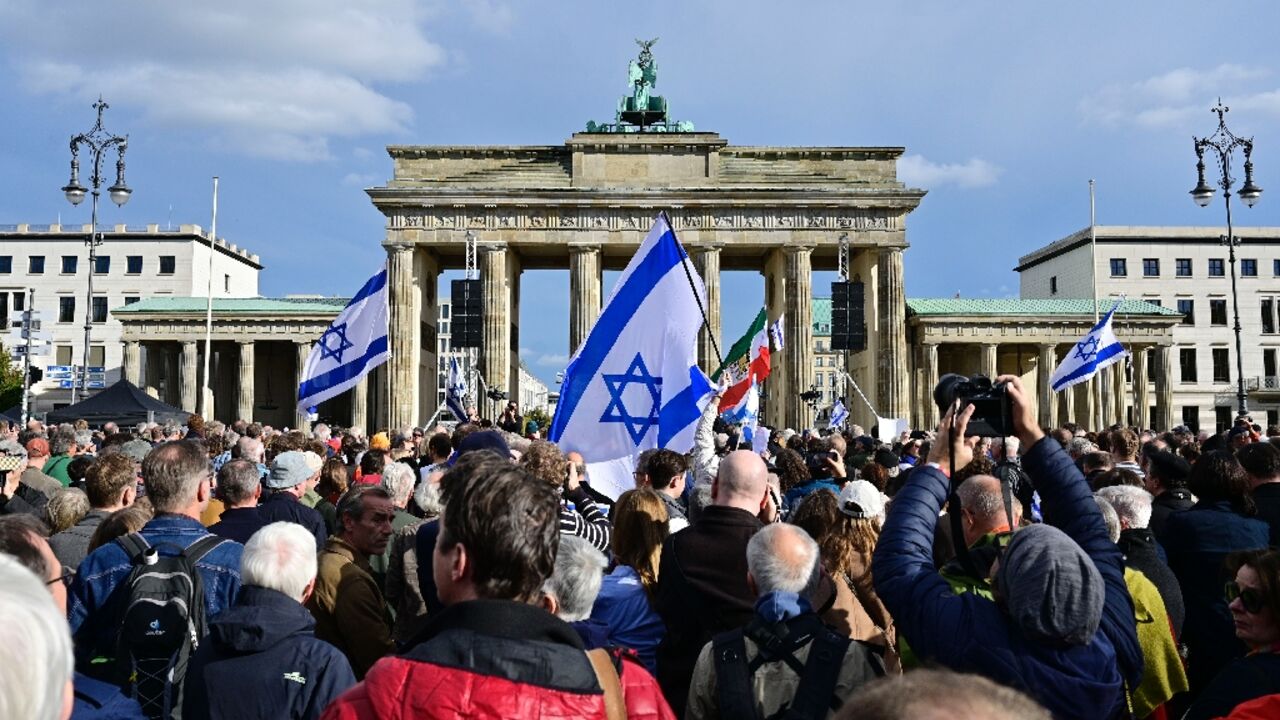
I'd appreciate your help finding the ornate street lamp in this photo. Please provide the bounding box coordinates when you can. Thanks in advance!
[1191,100,1262,419]
[61,97,130,404]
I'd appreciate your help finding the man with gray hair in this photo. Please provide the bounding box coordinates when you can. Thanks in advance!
[209,459,269,544]
[369,461,418,591]
[258,450,327,548]
[1098,484,1185,637]
[43,427,78,486]
[687,523,883,719]
[183,522,356,720]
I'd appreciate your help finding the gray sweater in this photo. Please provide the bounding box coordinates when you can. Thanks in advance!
[49,509,110,570]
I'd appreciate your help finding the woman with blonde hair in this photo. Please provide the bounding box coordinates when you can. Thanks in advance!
[590,488,667,673]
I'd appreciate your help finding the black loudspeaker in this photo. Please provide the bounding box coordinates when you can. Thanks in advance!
[830,280,866,351]
[450,279,483,349]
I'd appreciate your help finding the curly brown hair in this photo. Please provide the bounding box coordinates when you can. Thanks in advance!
[520,440,568,488]
[787,489,880,584]
[774,449,808,495]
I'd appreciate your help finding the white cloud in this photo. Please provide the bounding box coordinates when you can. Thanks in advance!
[342,172,383,187]
[898,154,1001,189]
[0,0,445,161]
[535,353,570,367]
[462,0,516,33]
[1082,64,1279,129]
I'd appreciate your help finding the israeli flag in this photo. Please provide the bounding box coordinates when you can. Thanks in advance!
[828,399,849,429]
[446,356,469,422]
[1050,299,1129,392]
[549,213,716,499]
[296,266,390,413]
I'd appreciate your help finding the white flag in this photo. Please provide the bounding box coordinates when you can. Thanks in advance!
[548,214,715,499]
[1051,300,1129,392]
[296,266,390,413]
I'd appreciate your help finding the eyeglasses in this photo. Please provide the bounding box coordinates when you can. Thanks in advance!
[47,566,74,588]
[1226,581,1266,614]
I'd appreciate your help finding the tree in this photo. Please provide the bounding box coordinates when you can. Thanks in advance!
[524,406,552,435]
[0,343,23,412]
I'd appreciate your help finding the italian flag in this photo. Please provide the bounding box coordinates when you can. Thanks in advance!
[714,308,771,412]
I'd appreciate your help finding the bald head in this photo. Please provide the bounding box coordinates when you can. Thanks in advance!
[713,450,769,512]
[956,474,1019,546]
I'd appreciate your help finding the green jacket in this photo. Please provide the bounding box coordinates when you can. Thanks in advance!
[898,531,1004,668]
[43,455,75,487]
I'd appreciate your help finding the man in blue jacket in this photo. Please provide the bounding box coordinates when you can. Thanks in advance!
[184,521,356,719]
[872,375,1142,719]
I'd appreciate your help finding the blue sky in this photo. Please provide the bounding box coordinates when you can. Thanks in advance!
[2,1,1279,387]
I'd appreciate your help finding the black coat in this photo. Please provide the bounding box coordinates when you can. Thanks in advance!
[654,505,762,717]
[258,492,328,548]
[1117,527,1185,638]
[1150,487,1194,541]
[1253,482,1280,546]
[183,586,356,720]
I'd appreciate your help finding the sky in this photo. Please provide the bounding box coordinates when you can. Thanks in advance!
[2,1,1279,388]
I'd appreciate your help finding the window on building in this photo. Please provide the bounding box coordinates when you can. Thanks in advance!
[12,292,24,312]
[1270,409,1280,428]
[1242,259,1258,277]
[124,296,139,306]
[92,296,108,324]
[440,321,449,335]
[1175,258,1192,277]
[1212,348,1230,383]
[1177,299,1194,325]
[88,345,105,368]
[1143,258,1160,277]
[0,256,11,274]
[58,296,75,323]
[126,255,143,274]
[441,304,450,319]
[61,256,77,274]
[817,339,826,352]
[224,274,230,293]
[1264,299,1276,335]
[94,256,110,274]
[1110,258,1127,277]
[1146,298,1162,307]
[158,256,176,275]
[1211,299,1228,326]
[816,374,824,388]
[1050,276,1058,295]
[0,293,7,331]
[1182,406,1200,433]
[1209,258,1225,277]
[1180,348,1197,383]
[55,345,72,366]
[1274,259,1280,277]
[1265,349,1277,381]
[29,256,45,274]
[1215,406,1233,433]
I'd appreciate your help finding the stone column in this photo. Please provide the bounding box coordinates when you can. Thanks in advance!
[385,241,420,429]
[295,341,312,431]
[877,248,909,420]
[979,343,998,379]
[690,244,722,375]
[922,342,940,429]
[122,341,141,387]
[1074,381,1095,431]
[1155,345,1174,431]
[569,244,602,356]
[179,341,198,413]
[236,340,255,422]
[480,243,511,420]
[846,249,880,432]
[784,246,814,430]
[351,376,368,433]
[416,249,441,425]
[1133,347,1150,429]
[143,343,161,398]
[1112,358,1128,426]
[1037,344,1058,429]
[763,251,788,429]
[1099,367,1114,428]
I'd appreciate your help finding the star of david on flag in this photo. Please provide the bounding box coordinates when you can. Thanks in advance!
[1050,299,1129,393]
[548,213,716,499]
[296,266,391,413]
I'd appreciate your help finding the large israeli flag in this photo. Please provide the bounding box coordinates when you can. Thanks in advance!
[549,213,716,499]
[445,356,469,422]
[1050,300,1129,392]
[296,267,390,413]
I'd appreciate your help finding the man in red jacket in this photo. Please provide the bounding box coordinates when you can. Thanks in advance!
[322,452,628,720]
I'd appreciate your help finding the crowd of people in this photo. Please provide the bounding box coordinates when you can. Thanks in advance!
[0,375,1278,719]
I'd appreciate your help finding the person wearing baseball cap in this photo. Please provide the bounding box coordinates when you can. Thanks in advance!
[257,451,327,548]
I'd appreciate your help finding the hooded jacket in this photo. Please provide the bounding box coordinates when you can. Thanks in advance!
[1117,527,1185,638]
[183,586,357,720]
[872,438,1143,720]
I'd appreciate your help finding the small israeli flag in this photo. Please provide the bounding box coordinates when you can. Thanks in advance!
[549,213,716,499]
[1050,300,1129,392]
[828,399,849,429]
[770,315,786,350]
[296,266,390,413]
[446,356,469,422]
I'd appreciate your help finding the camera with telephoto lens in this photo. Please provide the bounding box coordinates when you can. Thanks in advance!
[933,373,1013,437]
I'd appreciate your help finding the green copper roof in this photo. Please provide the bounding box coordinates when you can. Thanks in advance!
[113,297,349,314]
[905,298,1181,316]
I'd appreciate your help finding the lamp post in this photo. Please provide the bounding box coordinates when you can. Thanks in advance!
[1191,100,1262,419]
[61,97,131,404]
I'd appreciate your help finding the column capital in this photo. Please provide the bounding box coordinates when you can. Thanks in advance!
[690,242,726,252]
[236,339,254,347]
[383,239,415,254]
[479,241,509,254]
[568,243,602,254]
[784,244,815,255]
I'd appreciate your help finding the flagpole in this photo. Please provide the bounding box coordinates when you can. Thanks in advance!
[663,211,723,366]
[200,176,218,419]
[1089,179,1102,431]
[842,371,879,418]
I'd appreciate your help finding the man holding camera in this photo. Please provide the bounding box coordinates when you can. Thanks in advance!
[497,402,523,434]
[871,375,1142,719]
[0,440,51,517]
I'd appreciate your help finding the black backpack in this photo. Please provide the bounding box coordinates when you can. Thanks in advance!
[113,533,226,720]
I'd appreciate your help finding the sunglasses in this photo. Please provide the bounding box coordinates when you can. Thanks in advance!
[47,566,74,588]
[1226,581,1266,614]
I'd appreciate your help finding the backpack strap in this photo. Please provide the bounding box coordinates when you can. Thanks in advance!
[780,628,852,720]
[585,648,627,720]
[115,532,150,562]
[712,628,764,720]
[181,534,227,565]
